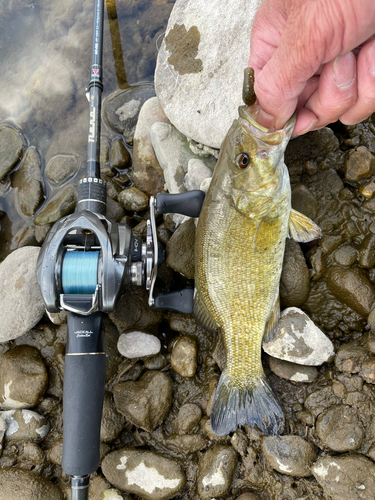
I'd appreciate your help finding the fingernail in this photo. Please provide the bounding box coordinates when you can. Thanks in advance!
[333,52,356,89]
[367,40,375,76]
[297,119,319,135]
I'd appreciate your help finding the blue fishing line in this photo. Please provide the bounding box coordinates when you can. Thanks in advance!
[62,251,99,294]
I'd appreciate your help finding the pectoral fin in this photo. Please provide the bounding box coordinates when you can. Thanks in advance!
[288,209,321,243]
[193,289,219,334]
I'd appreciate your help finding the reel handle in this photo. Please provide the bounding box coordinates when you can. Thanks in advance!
[62,311,106,477]
[154,289,194,314]
[156,190,205,218]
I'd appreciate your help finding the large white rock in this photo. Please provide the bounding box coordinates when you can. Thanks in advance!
[0,247,45,342]
[117,331,161,359]
[155,0,262,148]
[263,307,335,366]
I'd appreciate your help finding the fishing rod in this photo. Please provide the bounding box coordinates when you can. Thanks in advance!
[36,0,205,498]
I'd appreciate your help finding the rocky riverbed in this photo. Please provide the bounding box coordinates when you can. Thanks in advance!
[2,1,375,500]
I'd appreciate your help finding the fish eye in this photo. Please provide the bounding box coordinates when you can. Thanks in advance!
[236,153,250,169]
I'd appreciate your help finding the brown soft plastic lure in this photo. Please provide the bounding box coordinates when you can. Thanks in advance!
[242,67,256,106]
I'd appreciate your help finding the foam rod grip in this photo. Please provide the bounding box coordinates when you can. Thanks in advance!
[156,191,205,217]
[62,353,106,476]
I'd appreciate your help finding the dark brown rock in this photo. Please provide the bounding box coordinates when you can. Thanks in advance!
[166,217,195,279]
[12,147,43,216]
[345,146,375,182]
[280,239,311,307]
[262,435,316,477]
[171,335,197,377]
[197,445,238,499]
[0,468,63,500]
[110,139,131,169]
[0,126,24,181]
[316,405,364,452]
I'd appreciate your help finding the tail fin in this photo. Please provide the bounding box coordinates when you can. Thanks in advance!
[210,370,284,436]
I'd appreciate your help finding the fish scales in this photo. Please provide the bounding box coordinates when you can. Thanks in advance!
[194,99,321,437]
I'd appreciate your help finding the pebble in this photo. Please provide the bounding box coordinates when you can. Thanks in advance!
[117,331,161,358]
[155,0,262,148]
[312,454,375,500]
[171,335,198,377]
[360,357,375,384]
[263,307,334,366]
[12,146,43,217]
[184,158,212,191]
[291,183,319,220]
[113,371,172,432]
[175,403,202,434]
[0,468,64,500]
[104,84,156,139]
[101,448,186,500]
[200,176,212,192]
[344,145,375,182]
[235,494,262,500]
[327,266,375,318]
[231,429,249,457]
[132,96,169,196]
[100,392,124,443]
[0,409,50,442]
[0,247,45,342]
[110,139,131,169]
[197,444,238,499]
[335,342,369,373]
[35,183,77,225]
[358,234,375,268]
[261,435,316,477]
[118,187,149,212]
[279,239,311,307]
[333,244,358,266]
[304,386,341,417]
[106,198,125,222]
[48,437,63,466]
[315,404,364,452]
[0,125,25,181]
[268,356,318,383]
[45,154,80,183]
[0,345,48,409]
[360,181,375,198]
[166,217,196,279]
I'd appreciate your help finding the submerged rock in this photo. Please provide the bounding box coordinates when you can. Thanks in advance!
[118,187,149,212]
[0,247,45,342]
[12,146,43,217]
[110,139,131,169]
[117,331,161,358]
[132,96,168,197]
[101,448,186,500]
[35,184,77,225]
[197,445,238,499]
[263,307,334,366]
[312,454,375,500]
[45,154,80,183]
[261,435,316,477]
[113,371,172,431]
[155,0,262,148]
[0,345,48,409]
[0,468,63,500]
[0,125,24,181]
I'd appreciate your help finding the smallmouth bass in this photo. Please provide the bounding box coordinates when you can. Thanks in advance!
[194,87,321,436]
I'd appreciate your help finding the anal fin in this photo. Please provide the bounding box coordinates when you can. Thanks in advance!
[288,209,321,243]
[193,289,219,334]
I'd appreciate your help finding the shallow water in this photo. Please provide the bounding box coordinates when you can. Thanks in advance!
[0,0,174,257]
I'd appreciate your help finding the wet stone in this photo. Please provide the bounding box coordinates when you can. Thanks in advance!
[280,239,311,307]
[175,403,202,434]
[117,331,161,358]
[48,436,63,465]
[291,183,318,220]
[0,345,48,409]
[327,266,375,318]
[113,371,172,432]
[12,146,43,216]
[235,494,262,500]
[344,145,375,182]
[360,181,375,198]
[106,198,125,222]
[166,217,196,279]
[316,404,364,452]
[263,307,334,366]
[133,96,169,197]
[304,386,341,417]
[0,247,45,343]
[100,392,124,443]
[335,342,369,373]
[118,186,149,212]
[101,448,186,500]
[312,454,375,500]
[0,468,64,500]
[333,244,358,266]
[1,409,50,443]
[268,356,318,383]
[262,435,316,477]
[45,154,80,183]
[360,357,375,384]
[110,139,131,169]
[35,184,77,225]
[361,330,375,354]
[358,234,375,268]
[231,428,248,457]
[104,84,156,139]
[197,445,238,499]
[171,335,198,377]
[0,125,24,181]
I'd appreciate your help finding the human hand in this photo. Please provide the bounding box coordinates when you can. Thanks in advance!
[248,0,375,136]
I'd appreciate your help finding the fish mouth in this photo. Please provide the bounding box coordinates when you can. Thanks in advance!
[239,105,296,146]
